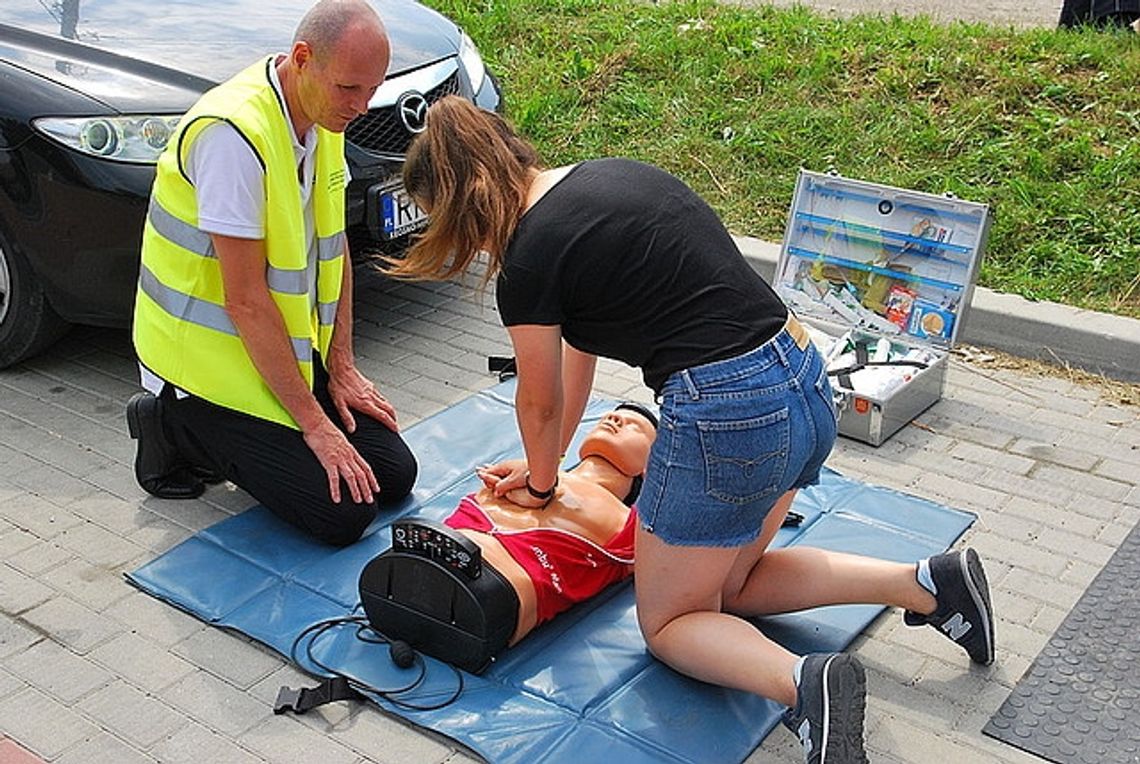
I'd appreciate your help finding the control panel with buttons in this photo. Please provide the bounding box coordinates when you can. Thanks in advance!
[391,519,482,579]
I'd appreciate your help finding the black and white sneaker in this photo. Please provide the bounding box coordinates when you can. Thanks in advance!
[904,548,995,665]
[782,653,868,764]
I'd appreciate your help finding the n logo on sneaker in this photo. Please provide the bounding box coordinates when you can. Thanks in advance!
[941,612,971,641]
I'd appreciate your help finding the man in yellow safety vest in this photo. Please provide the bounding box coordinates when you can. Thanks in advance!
[128,0,416,546]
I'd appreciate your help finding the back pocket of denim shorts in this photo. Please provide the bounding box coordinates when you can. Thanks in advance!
[697,408,790,505]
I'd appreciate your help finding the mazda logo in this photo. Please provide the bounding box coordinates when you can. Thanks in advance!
[396,92,429,133]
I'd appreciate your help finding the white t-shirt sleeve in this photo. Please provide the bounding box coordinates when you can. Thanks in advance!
[185,121,265,240]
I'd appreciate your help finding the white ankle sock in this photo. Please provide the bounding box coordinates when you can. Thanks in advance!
[916,559,937,597]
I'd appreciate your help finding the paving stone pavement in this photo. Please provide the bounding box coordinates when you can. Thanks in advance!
[1,261,1138,764]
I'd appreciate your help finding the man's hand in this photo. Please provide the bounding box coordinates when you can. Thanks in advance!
[327,364,398,433]
[302,419,380,504]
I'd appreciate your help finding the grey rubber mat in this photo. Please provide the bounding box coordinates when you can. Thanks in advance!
[983,519,1140,764]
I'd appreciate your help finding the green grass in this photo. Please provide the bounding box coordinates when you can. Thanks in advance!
[428,0,1140,317]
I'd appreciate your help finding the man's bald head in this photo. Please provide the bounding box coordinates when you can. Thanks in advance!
[284,0,390,134]
[294,0,386,61]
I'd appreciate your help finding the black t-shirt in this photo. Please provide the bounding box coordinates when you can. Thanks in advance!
[496,158,788,393]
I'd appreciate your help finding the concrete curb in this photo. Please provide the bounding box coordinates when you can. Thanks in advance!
[735,235,1140,383]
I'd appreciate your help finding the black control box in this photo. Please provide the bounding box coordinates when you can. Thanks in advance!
[391,518,482,579]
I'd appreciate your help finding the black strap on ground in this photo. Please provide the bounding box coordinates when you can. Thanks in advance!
[782,510,805,528]
[488,356,517,381]
[274,676,365,715]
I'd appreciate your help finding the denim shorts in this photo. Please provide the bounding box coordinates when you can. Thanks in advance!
[638,317,839,547]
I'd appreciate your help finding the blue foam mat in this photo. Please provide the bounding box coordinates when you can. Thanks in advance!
[127,380,975,764]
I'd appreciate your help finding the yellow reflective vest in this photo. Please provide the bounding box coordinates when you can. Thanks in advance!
[133,57,346,429]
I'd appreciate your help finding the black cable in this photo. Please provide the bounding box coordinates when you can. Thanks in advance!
[288,613,465,712]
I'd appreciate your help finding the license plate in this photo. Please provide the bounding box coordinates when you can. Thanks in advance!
[380,185,428,239]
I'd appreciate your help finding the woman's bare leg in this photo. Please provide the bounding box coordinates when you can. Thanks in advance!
[720,491,938,618]
[635,487,939,707]
[725,547,937,616]
[634,522,801,706]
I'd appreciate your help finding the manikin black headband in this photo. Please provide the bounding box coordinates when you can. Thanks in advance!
[614,401,659,430]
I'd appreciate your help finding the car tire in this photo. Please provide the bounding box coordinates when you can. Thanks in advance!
[0,227,71,369]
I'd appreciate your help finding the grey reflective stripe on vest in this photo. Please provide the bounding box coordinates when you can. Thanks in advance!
[318,300,338,326]
[315,232,343,326]
[149,198,330,298]
[318,232,345,261]
[267,266,310,295]
[139,265,312,363]
[149,198,214,258]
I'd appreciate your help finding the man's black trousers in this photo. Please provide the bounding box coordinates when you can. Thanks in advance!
[160,363,417,546]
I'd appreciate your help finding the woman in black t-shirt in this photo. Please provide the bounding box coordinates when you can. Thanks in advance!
[384,96,995,762]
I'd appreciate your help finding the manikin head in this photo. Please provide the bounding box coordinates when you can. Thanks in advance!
[577,403,658,505]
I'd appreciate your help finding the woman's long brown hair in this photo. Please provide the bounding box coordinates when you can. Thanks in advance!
[382,96,540,285]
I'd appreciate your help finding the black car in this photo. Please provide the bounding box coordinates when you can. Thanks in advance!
[0,0,500,367]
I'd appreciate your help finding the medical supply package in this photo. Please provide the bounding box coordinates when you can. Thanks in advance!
[774,170,991,446]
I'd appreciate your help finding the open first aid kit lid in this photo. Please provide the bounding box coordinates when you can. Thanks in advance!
[774,170,992,351]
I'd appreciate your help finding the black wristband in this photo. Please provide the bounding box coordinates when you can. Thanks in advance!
[525,472,558,501]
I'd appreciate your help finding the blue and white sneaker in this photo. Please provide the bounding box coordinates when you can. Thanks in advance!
[905,548,995,665]
[782,653,868,764]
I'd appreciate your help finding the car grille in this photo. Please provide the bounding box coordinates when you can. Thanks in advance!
[346,71,462,155]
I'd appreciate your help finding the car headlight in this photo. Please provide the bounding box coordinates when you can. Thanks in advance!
[458,31,487,93]
[33,115,181,164]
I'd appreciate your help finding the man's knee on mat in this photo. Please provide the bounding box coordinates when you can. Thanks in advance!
[374,448,418,506]
[311,501,379,547]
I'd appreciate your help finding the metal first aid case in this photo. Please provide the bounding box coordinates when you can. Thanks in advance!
[774,170,992,446]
